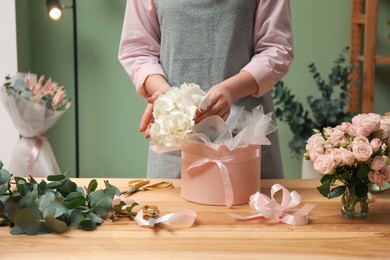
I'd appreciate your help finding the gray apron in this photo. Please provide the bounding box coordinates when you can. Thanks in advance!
[147,0,284,179]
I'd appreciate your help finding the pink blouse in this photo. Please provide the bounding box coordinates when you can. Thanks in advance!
[118,0,293,98]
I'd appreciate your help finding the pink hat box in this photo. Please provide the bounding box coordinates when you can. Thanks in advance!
[181,142,261,207]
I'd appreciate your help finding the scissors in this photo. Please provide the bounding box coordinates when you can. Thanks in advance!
[120,179,173,197]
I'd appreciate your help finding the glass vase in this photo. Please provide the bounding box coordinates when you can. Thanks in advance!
[341,186,369,219]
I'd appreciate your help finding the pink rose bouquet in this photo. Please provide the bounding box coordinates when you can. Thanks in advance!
[0,73,71,177]
[304,112,390,218]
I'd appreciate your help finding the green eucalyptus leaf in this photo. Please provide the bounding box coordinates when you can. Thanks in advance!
[16,183,31,196]
[38,180,47,194]
[10,224,24,235]
[89,190,112,217]
[43,215,68,234]
[39,191,68,218]
[0,183,9,194]
[18,191,36,209]
[70,209,84,227]
[0,160,3,169]
[64,192,86,209]
[87,179,98,194]
[28,176,38,186]
[104,180,120,196]
[47,174,66,182]
[0,169,11,185]
[79,218,97,231]
[93,197,112,217]
[13,206,42,235]
[46,181,62,189]
[0,194,10,204]
[104,186,119,198]
[88,212,103,225]
[4,196,21,222]
[59,179,78,196]
[88,190,104,207]
[14,176,27,184]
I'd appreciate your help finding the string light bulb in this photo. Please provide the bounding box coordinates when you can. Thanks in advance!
[46,0,63,21]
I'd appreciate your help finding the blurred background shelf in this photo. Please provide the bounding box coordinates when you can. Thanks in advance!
[349,0,390,113]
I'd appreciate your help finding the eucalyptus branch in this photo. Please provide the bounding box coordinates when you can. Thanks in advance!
[272,47,354,157]
[0,163,138,235]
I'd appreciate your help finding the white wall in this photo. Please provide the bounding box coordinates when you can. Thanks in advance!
[0,0,19,167]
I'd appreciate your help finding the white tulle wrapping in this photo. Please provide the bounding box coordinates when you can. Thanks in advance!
[0,82,70,177]
[152,104,277,153]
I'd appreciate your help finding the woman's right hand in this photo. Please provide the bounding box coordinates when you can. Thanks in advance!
[140,75,171,138]
[139,93,159,138]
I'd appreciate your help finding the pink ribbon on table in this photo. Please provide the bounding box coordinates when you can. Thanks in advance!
[228,183,316,226]
[23,134,47,176]
[134,208,197,228]
[183,148,260,208]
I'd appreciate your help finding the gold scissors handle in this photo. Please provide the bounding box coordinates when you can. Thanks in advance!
[121,180,173,197]
[139,181,173,191]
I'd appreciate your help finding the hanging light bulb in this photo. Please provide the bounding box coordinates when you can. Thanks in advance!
[46,0,63,21]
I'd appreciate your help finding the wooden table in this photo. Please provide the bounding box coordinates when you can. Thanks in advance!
[1,179,390,259]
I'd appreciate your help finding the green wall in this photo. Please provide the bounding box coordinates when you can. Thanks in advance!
[15,0,390,179]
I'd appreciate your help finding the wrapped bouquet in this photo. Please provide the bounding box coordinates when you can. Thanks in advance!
[0,73,71,177]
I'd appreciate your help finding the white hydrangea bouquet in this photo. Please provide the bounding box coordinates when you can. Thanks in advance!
[0,73,71,177]
[149,83,210,152]
[149,83,277,207]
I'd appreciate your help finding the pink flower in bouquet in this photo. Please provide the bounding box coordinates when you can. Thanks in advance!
[341,149,356,166]
[324,127,346,147]
[331,148,355,166]
[370,138,382,153]
[42,78,56,96]
[52,86,66,109]
[305,133,326,161]
[368,167,390,187]
[22,72,69,111]
[380,113,390,147]
[313,154,336,175]
[305,112,390,201]
[371,156,387,171]
[352,143,373,162]
[351,113,381,137]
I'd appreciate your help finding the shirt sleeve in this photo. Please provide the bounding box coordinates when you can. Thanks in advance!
[118,0,165,98]
[242,0,294,97]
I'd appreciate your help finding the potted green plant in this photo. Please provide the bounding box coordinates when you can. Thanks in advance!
[272,47,354,177]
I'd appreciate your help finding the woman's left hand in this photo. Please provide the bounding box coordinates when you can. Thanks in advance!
[195,83,233,123]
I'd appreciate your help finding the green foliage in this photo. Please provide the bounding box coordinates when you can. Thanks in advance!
[0,161,138,235]
[272,47,354,157]
[316,163,371,200]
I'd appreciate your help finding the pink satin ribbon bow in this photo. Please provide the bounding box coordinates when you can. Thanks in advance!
[25,135,47,175]
[135,208,197,228]
[184,148,260,208]
[229,183,316,225]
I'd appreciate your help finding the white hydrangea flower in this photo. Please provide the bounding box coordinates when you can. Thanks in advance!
[150,83,211,151]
